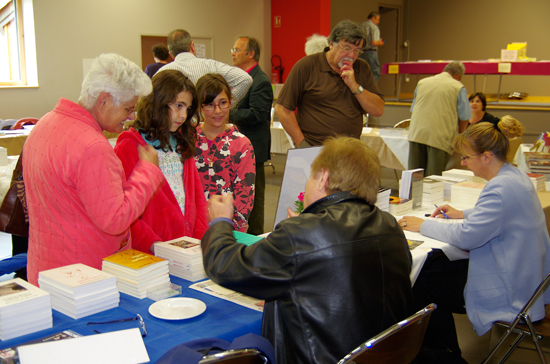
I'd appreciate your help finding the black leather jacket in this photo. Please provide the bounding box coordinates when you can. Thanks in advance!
[202,191,413,364]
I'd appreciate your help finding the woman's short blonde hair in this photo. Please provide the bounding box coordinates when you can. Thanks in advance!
[311,137,380,204]
[454,115,525,161]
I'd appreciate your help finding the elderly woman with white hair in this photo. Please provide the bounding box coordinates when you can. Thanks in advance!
[23,53,164,285]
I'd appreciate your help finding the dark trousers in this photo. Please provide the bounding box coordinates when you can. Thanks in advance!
[247,163,265,235]
[412,250,469,363]
[12,234,28,281]
[408,141,451,176]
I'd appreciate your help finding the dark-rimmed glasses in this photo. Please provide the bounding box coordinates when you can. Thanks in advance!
[460,153,481,161]
[86,314,147,337]
[203,100,231,112]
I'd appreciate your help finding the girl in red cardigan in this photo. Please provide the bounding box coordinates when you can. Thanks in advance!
[115,70,208,253]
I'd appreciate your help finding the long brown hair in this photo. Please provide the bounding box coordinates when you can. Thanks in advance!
[134,70,198,160]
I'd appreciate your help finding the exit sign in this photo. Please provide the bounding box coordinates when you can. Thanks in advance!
[274,16,281,28]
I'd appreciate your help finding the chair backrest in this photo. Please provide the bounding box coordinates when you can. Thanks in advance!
[337,303,437,364]
[393,119,411,129]
[506,137,523,165]
[199,349,268,364]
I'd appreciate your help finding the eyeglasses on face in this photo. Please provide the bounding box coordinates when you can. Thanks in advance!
[337,43,363,55]
[202,100,231,112]
[460,153,481,161]
[230,48,246,53]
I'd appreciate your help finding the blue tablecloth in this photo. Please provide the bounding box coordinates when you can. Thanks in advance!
[0,276,263,363]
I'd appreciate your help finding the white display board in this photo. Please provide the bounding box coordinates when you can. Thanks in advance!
[273,146,322,229]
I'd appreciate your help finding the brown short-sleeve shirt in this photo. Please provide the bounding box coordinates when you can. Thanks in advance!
[277,48,383,145]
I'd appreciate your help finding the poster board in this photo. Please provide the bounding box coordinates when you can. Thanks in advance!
[273,146,322,229]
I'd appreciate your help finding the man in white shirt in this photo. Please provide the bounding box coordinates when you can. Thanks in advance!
[156,29,252,102]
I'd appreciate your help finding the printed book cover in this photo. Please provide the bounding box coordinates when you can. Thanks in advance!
[0,278,50,311]
[103,249,167,271]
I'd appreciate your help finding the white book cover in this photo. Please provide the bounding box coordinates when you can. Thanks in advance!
[155,236,202,256]
[17,328,150,364]
[0,278,51,313]
[49,288,119,311]
[38,264,117,297]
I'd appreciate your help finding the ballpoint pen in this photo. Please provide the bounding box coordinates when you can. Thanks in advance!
[434,204,449,219]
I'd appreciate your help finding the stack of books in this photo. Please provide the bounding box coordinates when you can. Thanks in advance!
[375,188,391,212]
[389,196,413,215]
[425,175,467,201]
[443,169,486,183]
[527,172,546,191]
[525,152,550,180]
[450,181,486,208]
[0,278,52,341]
[422,178,445,207]
[102,249,170,299]
[154,237,207,282]
[38,263,119,319]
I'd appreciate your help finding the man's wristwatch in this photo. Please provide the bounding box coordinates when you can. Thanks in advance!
[352,85,363,95]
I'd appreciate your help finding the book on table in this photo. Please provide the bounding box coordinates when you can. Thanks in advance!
[0,278,52,341]
[389,196,413,215]
[0,330,81,364]
[400,168,424,209]
[375,188,391,212]
[103,249,170,299]
[154,237,207,282]
[38,263,119,320]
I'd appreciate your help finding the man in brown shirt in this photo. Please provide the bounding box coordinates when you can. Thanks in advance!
[275,20,384,147]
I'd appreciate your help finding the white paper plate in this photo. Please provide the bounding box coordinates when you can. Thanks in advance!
[148,297,206,320]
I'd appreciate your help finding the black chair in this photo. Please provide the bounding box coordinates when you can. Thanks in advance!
[481,272,550,364]
[199,348,268,364]
[337,303,436,364]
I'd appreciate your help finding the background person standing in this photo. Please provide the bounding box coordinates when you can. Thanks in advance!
[230,36,273,235]
[359,11,384,83]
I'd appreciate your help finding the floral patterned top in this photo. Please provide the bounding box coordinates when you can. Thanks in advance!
[195,124,256,232]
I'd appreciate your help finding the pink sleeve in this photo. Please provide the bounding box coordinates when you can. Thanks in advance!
[76,140,164,236]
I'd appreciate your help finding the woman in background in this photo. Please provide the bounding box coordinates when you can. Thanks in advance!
[115,70,208,253]
[400,119,549,362]
[194,73,255,232]
[468,92,498,126]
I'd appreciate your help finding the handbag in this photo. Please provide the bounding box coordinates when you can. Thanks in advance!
[0,153,29,237]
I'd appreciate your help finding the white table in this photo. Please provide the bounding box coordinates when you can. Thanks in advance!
[270,124,410,170]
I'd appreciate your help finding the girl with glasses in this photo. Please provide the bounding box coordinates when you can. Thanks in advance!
[115,70,208,254]
[194,73,255,232]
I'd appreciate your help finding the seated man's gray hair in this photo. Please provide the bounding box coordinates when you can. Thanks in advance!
[78,53,152,110]
[312,137,380,204]
[327,20,366,48]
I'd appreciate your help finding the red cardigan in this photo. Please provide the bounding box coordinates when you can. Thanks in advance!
[115,128,208,253]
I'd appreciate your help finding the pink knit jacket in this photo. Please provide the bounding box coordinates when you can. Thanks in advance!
[23,98,164,285]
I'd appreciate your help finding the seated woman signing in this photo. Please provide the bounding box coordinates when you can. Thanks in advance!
[115,70,208,253]
[399,120,550,344]
[194,73,255,232]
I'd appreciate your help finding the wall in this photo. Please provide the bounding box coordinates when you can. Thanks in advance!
[1,0,271,119]
[399,0,550,96]
[271,0,331,83]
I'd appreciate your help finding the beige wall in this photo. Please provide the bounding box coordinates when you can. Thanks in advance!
[1,0,271,119]
[401,0,550,96]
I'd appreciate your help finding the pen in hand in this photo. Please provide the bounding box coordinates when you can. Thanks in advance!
[434,204,450,219]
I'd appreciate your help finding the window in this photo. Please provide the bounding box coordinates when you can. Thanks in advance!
[0,0,37,87]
